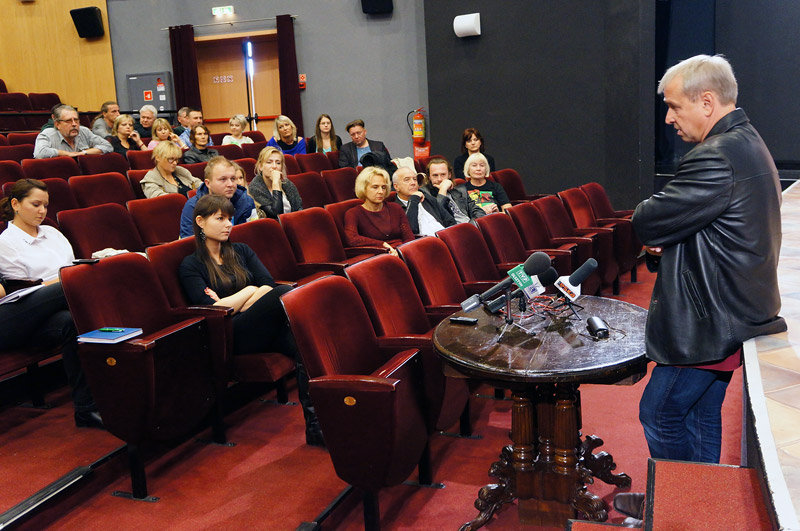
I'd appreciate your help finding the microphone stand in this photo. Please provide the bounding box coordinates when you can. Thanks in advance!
[550,296,584,321]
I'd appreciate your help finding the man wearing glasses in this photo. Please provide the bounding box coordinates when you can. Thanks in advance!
[33,105,112,159]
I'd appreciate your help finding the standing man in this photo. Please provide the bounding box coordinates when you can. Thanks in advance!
[135,104,157,139]
[392,166,455,236]
[91,101,120,137]
[34,105,112,159]
[179,108,214,148]
[423,157,486,224]
[338,119,390,168]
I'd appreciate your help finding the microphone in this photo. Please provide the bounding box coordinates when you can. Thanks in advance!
[554,258,598,302]
[485,267,559,313]
[587,316,609,338]
[460,252,551,311]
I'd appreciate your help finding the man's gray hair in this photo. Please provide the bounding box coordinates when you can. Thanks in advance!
[139,104,157,116]
[391,166,416,185]
[54,105,77,120]
[658,54,737,105]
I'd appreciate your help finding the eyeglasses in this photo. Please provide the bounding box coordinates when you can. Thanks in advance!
[57,118,80,124]
[166,158,179,164]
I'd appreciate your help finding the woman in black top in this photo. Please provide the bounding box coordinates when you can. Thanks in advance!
[108,114,146,155]
[182,125,219,164]
[178,194,321,446]
[453,127,496,180]
[305,113,342,153]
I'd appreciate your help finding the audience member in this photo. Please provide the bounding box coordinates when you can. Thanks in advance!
[249,146,302,219]
[178,109,214,148]
[34,105,112,159]
[222,115,254,147]
[0,179,100,429]
[173,106,191,135]
[463,152,511,213]
[182,125,219,164]
[178,194,322,446]
[39,103,66,131]
[232,161,247,188]
[91,101,120,138]
[423,157,485,224]
[339,119,390,168]
[392,166,455,236]
[134,105,157,139]
[140,142,202,198]
[453,128,495,180]
[179,156,257,238]
[107,114,147,155]
[266,115,306,156]
[305,114,342,153]
[344,166,413,255]
[147,118,187,149]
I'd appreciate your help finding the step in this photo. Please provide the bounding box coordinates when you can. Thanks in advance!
[566,519,628,529]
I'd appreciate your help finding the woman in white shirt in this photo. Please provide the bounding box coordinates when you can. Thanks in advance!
[0,179,101,428]
[221,114,255,147]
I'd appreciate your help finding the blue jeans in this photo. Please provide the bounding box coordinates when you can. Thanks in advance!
[639,364,733,463]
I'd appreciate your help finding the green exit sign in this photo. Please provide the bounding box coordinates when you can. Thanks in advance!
[212,5,235,16]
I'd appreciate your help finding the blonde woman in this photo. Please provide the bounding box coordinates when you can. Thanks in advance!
[140,141,202,198]
[248,146,302,219]
[222,115,255,147]
[147,118,187,149]
[108,114,146,155]
[266,115,306,156]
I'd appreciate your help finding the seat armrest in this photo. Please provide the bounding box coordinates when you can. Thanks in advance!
[275,280,299,287]
[344,246,385,258]
[295,263,337,277]
[496,262,521,274]
[299,261,347,275]
[463,280,500,296]
[425,305,460,326]
[551,236,593,246]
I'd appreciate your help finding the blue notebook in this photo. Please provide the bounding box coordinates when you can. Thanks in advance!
[78,327,143,344]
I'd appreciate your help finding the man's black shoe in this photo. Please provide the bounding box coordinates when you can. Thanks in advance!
[75,410,104,429]
[613,492,645,519]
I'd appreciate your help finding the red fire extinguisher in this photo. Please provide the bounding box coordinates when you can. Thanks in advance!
[407,107,431,159]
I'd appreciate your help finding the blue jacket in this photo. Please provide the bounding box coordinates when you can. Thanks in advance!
[179,184,256,238]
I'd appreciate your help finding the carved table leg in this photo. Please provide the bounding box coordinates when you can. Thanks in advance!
[578,434,632,487]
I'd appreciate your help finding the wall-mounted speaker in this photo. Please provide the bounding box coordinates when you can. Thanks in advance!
[361,0,393,15]
[70,7,104,39]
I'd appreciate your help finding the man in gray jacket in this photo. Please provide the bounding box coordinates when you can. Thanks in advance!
[423,157,485,224]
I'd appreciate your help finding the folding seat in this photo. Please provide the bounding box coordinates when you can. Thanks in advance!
[281,275,429,529]
[533,195,618,291]
[280,207,381,274]
[126,149,155,170]
[0,92,32,129]
[230,218,334,286]
[345,254,471,434]
[0,144,34,163]
[60,253,218,499]
[233,158,257,183]
[295,152,332,174]
[146,237,295,395]
[69,172,136,208]
[476,212,572,278]
[287,171,332,208]
[242,141,266,159]
[127,194,186,246]
[7,132,38,146]
[41,177,79,223]
[242,130,266,143]
[21,156,81,181]
[0,133,6,146]
[283,154,301,175]
[27,92,61,110]
[127,169,148,199]
[77,152,130,176]
[0,160,24,186]
[321,167,358,203]
[491,168,546,203]
[508,201,601,296]
[0,113,26,132]
[179,161,207,179]
[325,150,339,169]
[580,182,635,220]
[0,79,6,93]
[209,132,226,145]
[436,222,511,295]
[57,203,145,258]
[213,144,243,160]
[559,187,639,282]
[323,198,365,249]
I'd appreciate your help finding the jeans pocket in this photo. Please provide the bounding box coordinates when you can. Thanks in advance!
[681,270,708,320]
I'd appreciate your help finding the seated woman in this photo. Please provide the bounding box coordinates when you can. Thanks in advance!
[266,115,307,156]
[344,166,414,256]
[182,125,219,164]
[248,146,302,219]
[147,117,187,150]
[107,114,147,155]
[0,179,100,428]
[178,194,321,446]
[140,141,202,198]
[453,128,496,180]
[222,115,255,147]
[463,152,511,214]
[305,113,342,153]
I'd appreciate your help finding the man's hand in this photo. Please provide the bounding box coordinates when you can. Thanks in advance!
[437,179,453,194]
[646,246,663,256]
[59,150,81,157]
[412,190,425,202]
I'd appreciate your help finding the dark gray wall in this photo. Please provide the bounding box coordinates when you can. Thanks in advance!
[425,0,654,207]
[106,0,428,159]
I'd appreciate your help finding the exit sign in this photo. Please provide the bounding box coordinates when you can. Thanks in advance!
[211,5,234,16]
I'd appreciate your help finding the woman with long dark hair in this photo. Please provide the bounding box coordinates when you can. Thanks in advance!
[178,194,322,446]
[453,127,496,180]
[305,114,342,154]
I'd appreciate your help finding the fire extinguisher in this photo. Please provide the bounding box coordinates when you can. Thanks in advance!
[407,107,431,158]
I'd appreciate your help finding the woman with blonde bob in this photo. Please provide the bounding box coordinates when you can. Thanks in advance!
[266,115,306,156]
[222,114,254,147]
[344,166,413,256]
[147,118,187,149]
[108,114,146,155]
[463,152,511,214]
[248,146,302,219]
[140,141,202,198]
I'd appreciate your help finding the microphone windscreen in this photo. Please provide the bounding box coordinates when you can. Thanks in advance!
[523,251,551,276]
[538,267,559,287]
[568,258,598,286]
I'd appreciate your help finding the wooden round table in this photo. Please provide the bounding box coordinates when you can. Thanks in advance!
[433,295,648,529]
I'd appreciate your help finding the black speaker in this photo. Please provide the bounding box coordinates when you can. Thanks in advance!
[361,0,393,15]
[70,7,104,39]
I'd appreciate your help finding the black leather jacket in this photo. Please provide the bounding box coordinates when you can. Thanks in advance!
[632,109,786,365]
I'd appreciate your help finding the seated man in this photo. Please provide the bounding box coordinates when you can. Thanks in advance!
[338,119,390,168]
[179,108,215,148]
[134,104,157,139]
[392,166,455,236]
[173,106,190,135]
[423,157,485,224]
[39,103,65,131]
[91,100,119,138]
[179,156,257,238]
[34,105,112,159]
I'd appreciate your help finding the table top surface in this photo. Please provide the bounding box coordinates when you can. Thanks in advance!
[433,295,648,385]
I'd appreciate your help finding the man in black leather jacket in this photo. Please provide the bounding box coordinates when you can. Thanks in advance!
[632,55,786,465]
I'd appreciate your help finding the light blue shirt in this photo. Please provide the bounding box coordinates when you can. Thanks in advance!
[179,128,214,149]
[33,126,113,159]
